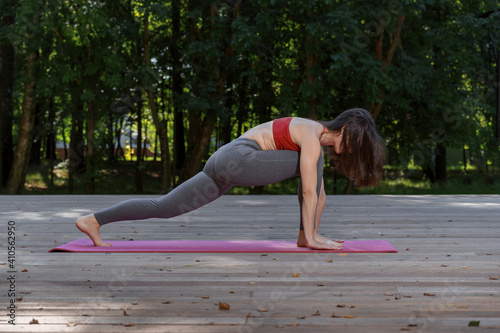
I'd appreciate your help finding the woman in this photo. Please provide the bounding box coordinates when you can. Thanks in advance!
[76,108,385,250]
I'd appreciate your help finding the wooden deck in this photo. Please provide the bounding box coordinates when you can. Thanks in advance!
[1,194,499,332]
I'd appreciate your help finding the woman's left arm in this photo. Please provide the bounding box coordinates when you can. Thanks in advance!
[298,137,337,250]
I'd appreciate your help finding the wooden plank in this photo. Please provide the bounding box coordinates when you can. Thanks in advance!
[1,194,499,332]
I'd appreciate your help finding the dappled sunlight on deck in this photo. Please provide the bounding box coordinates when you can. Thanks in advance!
[1,195,499,332]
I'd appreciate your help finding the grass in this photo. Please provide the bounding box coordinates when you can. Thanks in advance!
[13,160,500,195]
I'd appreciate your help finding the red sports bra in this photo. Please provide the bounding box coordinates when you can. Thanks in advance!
[272,117,326,151]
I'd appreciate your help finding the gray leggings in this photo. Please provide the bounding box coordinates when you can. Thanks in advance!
[94,138,324,230]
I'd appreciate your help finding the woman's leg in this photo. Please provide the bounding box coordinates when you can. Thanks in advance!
[77,171,232,246]
[204,138,324,188]
[94,172,232,225]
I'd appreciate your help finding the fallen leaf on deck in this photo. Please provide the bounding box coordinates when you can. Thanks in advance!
[468,321,480,327]
[457,305,469,309]
[202,296,210,299]
[257,308,269,312]
[349,305,356,308]
[29,318,39,324]
[67,322,77,327]
[331,314,341,318]
[292,273,300,278]
[123,310,129,316]
[219,302,230,310]
[327,259,333,262]
[297,316,306,319]
[16,297,23,301]
[22,269,28,272]
[195,260,201,262]
[423,293,436,296]
[336,304,346,308]
[489,276,499,280]
[462,266,468,269]
[123,323,135,327]
[440,264,448,267]
[161,301,172,304]
[339,253,347,256]
[312,310,321,316]
[289,323,300,326]
[343,315,356,319]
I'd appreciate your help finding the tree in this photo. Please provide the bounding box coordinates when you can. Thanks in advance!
[0,0,16,190]
[5,1,43,194]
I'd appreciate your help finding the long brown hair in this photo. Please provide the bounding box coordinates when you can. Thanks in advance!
[320,108,385,188]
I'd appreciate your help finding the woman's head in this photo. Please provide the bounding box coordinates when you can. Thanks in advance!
[321,108,385,188]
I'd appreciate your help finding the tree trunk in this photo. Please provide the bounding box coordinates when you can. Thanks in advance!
[135,90,144,193]
[143,11,171,192]
[29,103,42,165]
[172,0,185,179]
[304,9,318,119]
[106,111,115,163]
[46,99,56,188]
[68,92,84,194]
[369,14,405,120]
[85,99,96,194]
[46,99,57,161]
[435,143,447,183]
[6,51,38,194]
[0,18,15,188]
[180,114,216,181]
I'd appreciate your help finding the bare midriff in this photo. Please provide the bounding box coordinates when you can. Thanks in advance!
[239,121,277,151]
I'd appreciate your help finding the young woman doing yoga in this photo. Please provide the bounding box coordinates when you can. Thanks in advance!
[76,108,385,250]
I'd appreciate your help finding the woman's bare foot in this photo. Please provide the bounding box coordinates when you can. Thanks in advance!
[297,230,344,247]
[315,234,344,245]
[76,214,112,247]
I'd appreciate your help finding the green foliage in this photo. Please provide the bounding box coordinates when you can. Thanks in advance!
[2,0,500,193]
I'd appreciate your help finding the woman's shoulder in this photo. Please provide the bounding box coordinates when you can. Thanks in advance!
[289,117,323,130]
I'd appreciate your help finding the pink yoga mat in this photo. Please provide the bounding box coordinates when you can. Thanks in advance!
[49,239,397,253]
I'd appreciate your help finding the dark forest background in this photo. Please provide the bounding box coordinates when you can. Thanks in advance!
[0,0,499,195]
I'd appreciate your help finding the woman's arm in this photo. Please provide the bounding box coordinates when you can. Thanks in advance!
[298,137,341,250]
